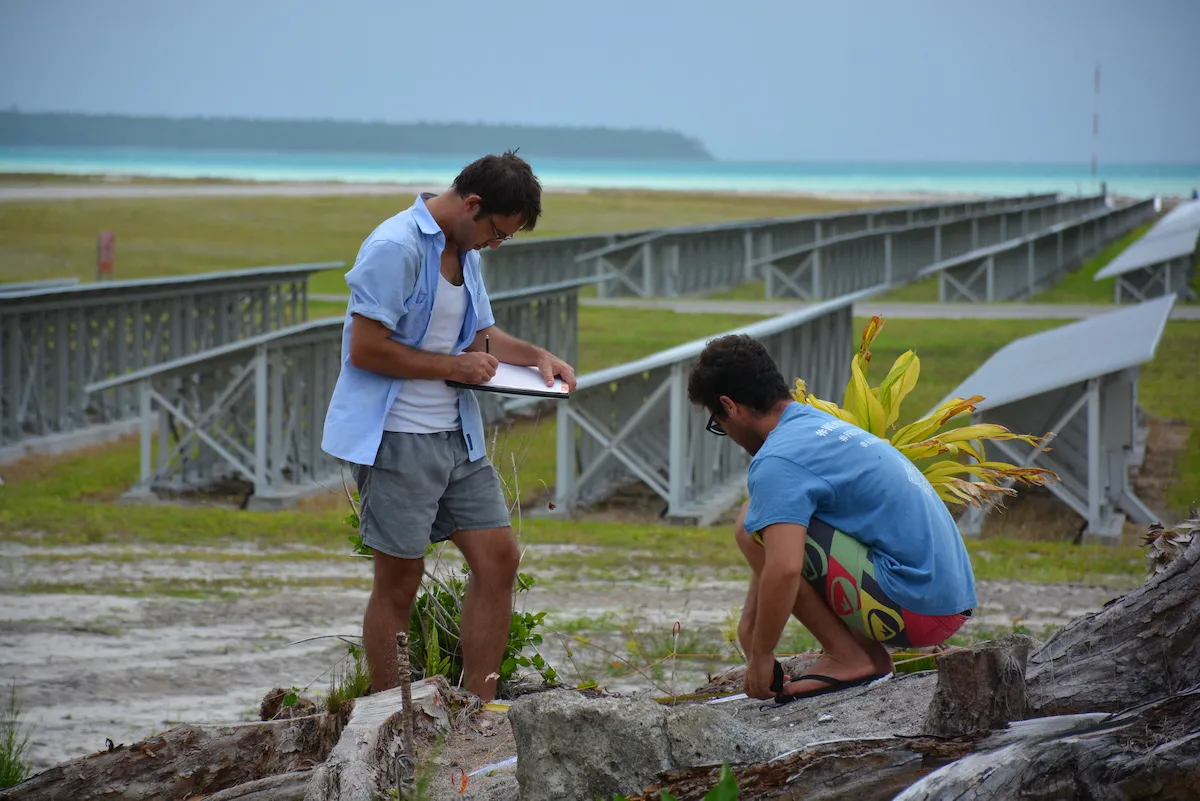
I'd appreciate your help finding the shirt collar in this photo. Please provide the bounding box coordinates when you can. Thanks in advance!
[413,192,444,236]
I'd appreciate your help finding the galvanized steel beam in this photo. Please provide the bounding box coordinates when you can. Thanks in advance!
[552,286,881,524]
[0,262,340,459]
[83,279,590,506]
[943,295,1175,542]
[761,195,1110,301]
[928,199,1158,303]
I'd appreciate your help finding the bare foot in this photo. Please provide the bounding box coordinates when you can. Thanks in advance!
[849,631,895,677]
[783,652,887,697]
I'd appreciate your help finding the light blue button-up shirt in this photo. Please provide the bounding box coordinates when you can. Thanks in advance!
[321,194,495,466]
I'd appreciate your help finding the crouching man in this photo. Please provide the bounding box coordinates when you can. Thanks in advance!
[687,334,976,702]
[322,151,576,702]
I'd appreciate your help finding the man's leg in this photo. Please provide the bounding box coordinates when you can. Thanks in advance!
[451,526,520,701]
[735,505,891,696]
[363,550,426,692]
[440,433,520,701]
[351,433,455,693]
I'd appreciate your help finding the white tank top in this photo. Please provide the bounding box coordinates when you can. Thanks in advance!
[383,273,467,433]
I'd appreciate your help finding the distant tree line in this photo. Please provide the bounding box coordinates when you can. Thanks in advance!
[0,111,714,161]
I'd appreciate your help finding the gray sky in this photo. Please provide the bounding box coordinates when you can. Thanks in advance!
[1,0,1196,164]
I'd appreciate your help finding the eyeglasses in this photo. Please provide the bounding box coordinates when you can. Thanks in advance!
[706,415,727,436]
[487,214,515,244]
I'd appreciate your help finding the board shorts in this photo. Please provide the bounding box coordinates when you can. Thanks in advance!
[350,429,511,560]
[799,518,972,648]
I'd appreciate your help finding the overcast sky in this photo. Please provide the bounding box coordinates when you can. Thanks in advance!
[1,0,1196,164]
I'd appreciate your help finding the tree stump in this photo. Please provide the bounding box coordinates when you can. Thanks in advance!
[922,634,1037,737]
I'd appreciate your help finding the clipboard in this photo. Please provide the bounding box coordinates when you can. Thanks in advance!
[446,361,570,399]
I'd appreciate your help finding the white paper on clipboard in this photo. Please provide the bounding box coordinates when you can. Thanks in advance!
[447,362,570,399]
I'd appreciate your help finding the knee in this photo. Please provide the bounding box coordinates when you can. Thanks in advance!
[735,498,751,538]
[371,554,424,610]
[469,528,521,586]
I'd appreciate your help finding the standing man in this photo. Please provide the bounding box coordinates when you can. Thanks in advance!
[322,151,577,702]
[687,334,976,703]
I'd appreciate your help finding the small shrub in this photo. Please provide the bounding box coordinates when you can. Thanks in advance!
[0,684,31,790]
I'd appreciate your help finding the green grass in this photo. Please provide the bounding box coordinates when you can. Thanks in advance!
[871,219,1162,305]
[875,275,940,302]
[1141,322,1200,512]
[4,313,1193,588]
[0,190,870,295]
[702,279,769,301]
[1035,220,1157,304]
[0,686,31,790]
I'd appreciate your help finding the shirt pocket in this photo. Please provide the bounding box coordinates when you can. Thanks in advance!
[394,299,431,343]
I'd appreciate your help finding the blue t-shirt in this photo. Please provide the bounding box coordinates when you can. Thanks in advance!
[742,402,977,616]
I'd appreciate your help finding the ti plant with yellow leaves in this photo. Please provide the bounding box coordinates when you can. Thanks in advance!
[792,316,1058,508]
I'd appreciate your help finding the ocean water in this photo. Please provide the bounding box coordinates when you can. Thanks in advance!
[1,145,1198,199]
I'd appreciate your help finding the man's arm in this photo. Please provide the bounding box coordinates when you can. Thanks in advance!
[734,528,764,657]
[467,325,577,391]
[749,523,807,662]
[349,315,497,385]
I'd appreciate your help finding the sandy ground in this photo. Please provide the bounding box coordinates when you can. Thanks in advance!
[0,540,1128,775]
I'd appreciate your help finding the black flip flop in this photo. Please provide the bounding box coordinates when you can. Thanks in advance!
[773,671,890,705]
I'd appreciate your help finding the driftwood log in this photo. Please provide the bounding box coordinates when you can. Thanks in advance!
[897,685,1200,800]
[636,687,1200,801]
[1025,533,1200,716]
[0,714,339,801]
[632,537,1200,800]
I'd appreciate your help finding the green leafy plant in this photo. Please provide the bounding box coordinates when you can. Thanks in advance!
[342,489,559,695]
[1,684,32,790]
[792,316,1059,507]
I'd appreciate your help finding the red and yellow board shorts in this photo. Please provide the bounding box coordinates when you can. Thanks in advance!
[800,517,971,649]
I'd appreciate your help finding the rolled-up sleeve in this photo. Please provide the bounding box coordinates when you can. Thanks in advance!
[344,240,419,331]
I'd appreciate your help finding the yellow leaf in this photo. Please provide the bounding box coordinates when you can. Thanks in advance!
[843,355,888,437]
[791,378,809,403]
[890,396,984,447]
[876,350,920,430]
[809,396,858,425]
[897,441,952,461]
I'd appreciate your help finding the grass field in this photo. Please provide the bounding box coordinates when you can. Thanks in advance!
[1,188,1196,593]
[873,219,1164,304]
[0,189,873,295]
[3,308,1194,588]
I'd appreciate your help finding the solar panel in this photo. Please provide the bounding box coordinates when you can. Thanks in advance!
[1095,226,1200,279]
[937,294,1176,411]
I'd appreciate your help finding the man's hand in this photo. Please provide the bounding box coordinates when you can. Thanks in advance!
[450,352,499,385]
[743,654,776,700]
[536,351,577,391]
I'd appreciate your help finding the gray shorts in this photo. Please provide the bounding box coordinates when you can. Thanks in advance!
[350,429,510,559]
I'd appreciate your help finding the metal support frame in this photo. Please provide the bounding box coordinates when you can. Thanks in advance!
[84,278,592,506]
[553,288,874,525]
[941,295,1174,544]
[0,262,339,457]
[761,194,1108,301]
[957,368,1155,541]
[1112,256,1198,303]
[576,193,1060,300]
[931,199,1158,303]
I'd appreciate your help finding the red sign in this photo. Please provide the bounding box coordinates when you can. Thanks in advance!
[97,231,115,280]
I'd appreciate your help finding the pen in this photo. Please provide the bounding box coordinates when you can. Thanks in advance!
[485,334,490,355]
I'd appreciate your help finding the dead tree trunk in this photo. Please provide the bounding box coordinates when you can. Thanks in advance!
[0,714,339,801]
[633,686,1200,801]
[1025,535,1200,716]
[896,684,1200,800]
